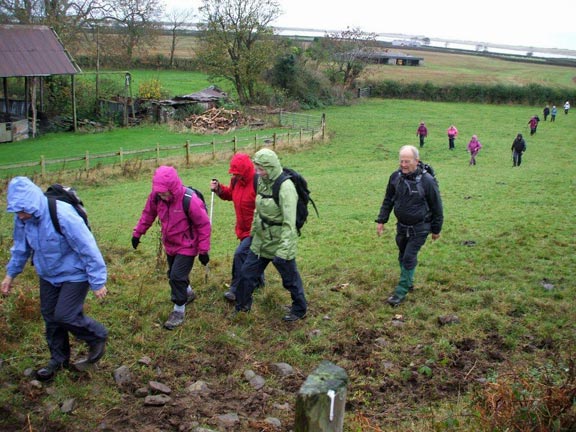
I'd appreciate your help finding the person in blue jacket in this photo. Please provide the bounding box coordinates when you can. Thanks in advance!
[1,177,108,381]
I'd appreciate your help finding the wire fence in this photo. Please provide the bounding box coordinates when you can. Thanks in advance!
[0,113,326,178]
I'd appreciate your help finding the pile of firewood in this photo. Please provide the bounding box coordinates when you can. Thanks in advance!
[182,107,263,132]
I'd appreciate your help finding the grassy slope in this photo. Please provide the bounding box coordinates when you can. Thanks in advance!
[0,98,574,431]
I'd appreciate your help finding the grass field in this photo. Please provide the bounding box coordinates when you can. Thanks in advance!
[0,97,574,431]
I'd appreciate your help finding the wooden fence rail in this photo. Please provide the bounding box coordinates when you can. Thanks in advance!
[0,116,325,178]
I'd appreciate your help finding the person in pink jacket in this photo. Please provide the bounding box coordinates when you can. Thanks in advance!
[467,135,482,166]
[447,125,458,150]
[416,122,428,148]
[132,166,211,330]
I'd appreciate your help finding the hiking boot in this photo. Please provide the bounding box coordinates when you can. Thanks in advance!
[186,290,196,304]
[74,339,107,372]
[387,294,405,307]
[283,312,307,322]
[36,360,69,382]
[223,290,236,302]
[164,311,185,330]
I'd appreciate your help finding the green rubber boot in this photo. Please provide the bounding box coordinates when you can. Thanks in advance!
[388,266,415,306]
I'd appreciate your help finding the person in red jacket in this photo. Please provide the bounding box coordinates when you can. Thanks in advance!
[132,166,211,330]
[210,153,263,302]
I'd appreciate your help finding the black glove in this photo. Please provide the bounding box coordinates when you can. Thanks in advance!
[131,236,140,249]
[198,253,210,266]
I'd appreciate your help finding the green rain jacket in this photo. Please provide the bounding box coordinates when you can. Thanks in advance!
[250,149,298,260]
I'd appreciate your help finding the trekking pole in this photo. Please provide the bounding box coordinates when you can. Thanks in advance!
[205,180,216,284]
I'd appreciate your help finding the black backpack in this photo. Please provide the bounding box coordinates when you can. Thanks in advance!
[257,167,319,235]
[44,184,90,235]
[393,161,437,208]
[182,187,208,220]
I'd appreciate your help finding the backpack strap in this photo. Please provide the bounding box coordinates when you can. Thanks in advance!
[47,198,63,235]
[182,187,194,221]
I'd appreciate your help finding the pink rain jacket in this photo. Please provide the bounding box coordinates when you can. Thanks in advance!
[133,166,211,256]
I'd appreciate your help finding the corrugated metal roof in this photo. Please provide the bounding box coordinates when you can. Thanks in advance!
[0,24,80,78]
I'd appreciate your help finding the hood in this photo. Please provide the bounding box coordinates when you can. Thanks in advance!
[152,166,184,200]
[229,153,255,184]
[253,148,282,181]
[7,176,46,217]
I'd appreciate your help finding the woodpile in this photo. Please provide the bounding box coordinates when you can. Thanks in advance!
[182,107,264,132]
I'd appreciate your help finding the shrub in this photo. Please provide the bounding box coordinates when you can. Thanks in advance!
[473,359,576,431]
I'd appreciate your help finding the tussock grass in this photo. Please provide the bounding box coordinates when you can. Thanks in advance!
[0,98,574,431]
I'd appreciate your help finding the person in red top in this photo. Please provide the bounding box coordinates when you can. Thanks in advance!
[416,122,428,148]
[210,153,263,302]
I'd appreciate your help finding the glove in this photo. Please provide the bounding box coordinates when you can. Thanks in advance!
[198,253,210,266]
[131,236,140,249]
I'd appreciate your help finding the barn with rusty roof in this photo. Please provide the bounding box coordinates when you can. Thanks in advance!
[0,24,81,141]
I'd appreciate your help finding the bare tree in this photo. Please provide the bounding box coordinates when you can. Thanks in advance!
[165,7,194,68]
[321,27,377,89]
[104,0,164,63]
[196,0,281,105]
[0,0,110,52]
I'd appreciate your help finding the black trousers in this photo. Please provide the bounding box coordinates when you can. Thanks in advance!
[236,250,306,316]
[166,254,195,306]
[395,222,430,270]
[40,279,108,364]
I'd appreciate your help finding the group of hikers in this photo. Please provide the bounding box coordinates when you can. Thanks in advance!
[8,93,572,382]
[1,143,444,382]
[415,99,572,168]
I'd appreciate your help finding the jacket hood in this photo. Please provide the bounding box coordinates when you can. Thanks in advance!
[152,166,184,199]
[7,176,46,217]
[253,148,282,180]
[229,153,255,182]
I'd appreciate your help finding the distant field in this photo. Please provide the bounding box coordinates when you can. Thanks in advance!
[145,34,576,90]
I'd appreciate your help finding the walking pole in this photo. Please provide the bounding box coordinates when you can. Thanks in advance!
[205,181,216,284]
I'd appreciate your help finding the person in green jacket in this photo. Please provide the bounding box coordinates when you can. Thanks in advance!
[234,148,307,321]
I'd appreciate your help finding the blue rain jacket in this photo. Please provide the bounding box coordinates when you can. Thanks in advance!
[6,177,107,289]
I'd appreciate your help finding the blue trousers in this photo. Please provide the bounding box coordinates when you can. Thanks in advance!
[235,250,306,316]
[229,237,264,294]
[166,254,194,306]
[40,279,108,364]
[395,222,430,270]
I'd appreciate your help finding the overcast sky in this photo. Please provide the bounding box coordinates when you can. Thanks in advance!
[165,0,576,51]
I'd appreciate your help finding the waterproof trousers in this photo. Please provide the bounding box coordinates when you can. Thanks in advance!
[229,237,264,294]
[236,250,306,317]
[166,254,194,306]
[40,279,108,365]
[394,222,430,297]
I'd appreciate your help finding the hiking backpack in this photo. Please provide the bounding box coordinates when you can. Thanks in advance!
[393,161,437,209]
[44,184,90,235]
[257,167,319,235]
[182,187,208,216]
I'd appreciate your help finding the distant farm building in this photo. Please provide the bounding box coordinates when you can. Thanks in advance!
[358,50,424,66]
[0,24,81,141]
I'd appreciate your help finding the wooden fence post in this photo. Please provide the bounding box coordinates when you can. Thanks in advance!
[41,156,45,177]
[156,143,160,166]
[233,136,237,154]
[273,133,277,150]
[295,361,348,432]
[185,140,190,166]
[119,148,124,167]
[85,151,89,171]
[321,113,326,141]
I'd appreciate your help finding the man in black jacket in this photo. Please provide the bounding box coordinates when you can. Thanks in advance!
[375,145,444,306]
